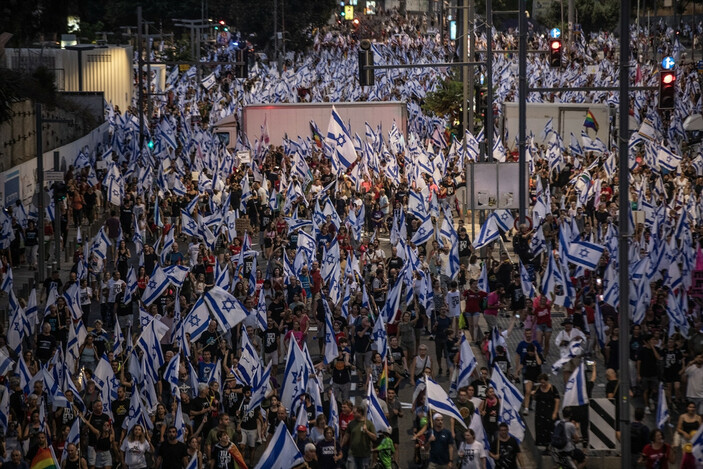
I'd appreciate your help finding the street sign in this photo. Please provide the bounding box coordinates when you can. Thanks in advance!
[697,60,703,71]
[550,28,561,39]
[344,5,354,20]
[43,171,64,182]
[661,56,675,70]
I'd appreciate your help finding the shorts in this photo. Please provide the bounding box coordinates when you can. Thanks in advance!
[241,428,258,448]
[466,311,481,318]
[118,314,132,329]
[484,314,497,330]
[537,324,552,333]
[87,447,96,465]
[265,350,279,366]
[95,450,112,468]
[640,376,658,392]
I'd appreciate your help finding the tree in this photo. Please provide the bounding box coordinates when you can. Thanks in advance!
[542,0,619,35]
[422,75,464,137]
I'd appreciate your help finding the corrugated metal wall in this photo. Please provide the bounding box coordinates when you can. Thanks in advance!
[4,46,133,113]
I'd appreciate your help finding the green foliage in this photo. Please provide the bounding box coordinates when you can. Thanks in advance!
[543,0,619,35]
[0,67,58,123]
[422,75,464,135]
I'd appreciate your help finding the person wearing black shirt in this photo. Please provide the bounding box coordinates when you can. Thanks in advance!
[110,386,130,441]
[82,401,111,465]
[197,321,220,358]
[637,334,661,414]
[386,247,404,273]
[331,352,353,403]
[262,320,280,376]
[211,432,236,469]
[156,427,188,469]
[42,271,63,301]
[35,323,57,363]
[238,389,262,464]
[489,423,523,469]
[470,367,491,399]
[25,220,39,270]
[457,227,472,265]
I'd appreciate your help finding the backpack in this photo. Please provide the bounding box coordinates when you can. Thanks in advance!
[551,420,568,450]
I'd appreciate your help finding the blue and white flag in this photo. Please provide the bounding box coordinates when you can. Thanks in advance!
[254,422,304,469]
[323,300,338,365]
[562,362,588,408]
[185,453,198,469]
[410,215,434,246]
[326,108,358,168]
[473,215,499,249]
[566,240,605,271]
[136,320,170,381]
[490,365,525,442]
[141,266,171,306]
[202,286,248,332]
[280,340,309,412]
[366,381,392,434]
[519,261,536,298]
[656,382,669,429]
[328,388,340,439]
[455,333,477,390]
[180,296,210,342]
[61,416,80,461]
[424,375,467,428]
[477,262,490,293]
[691,415,703,466]
[372,314,388,360]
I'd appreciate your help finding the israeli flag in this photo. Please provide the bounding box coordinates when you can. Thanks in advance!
[411,215,434,246]
[202,286,249,332]
[566,240,605,271]
[562,362,588,409]
[519,261,536,298]
[656,382,670,429]
[490,365,526,442]
[477,262,490,293]
[455,333,477,390]
[594,302,607,350]
[366,381,392,434]
[657,144,681,172]
[473,214,500,249]
[323,300,338,364]
[328,388,340,439]
[179,296,211,342]
[280,340,309,412]
[424,375,468,428]
[372,313,388,360]
[141,266,171,306]
[326,108,358,168]
[254,422,304,469]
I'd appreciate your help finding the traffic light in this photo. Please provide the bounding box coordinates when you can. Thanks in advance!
[475,86,488,118]
[147,139,154,150]
[52,182,67,201]
[358,39,374,86]
[658,70,675,110]
[235,48,248,79]
[549,39,562,68]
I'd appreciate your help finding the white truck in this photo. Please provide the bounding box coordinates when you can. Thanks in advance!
[501,102,611,149]
[213,101,408,150]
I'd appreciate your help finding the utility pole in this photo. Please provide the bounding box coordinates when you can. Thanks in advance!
[273,0,279,65]
[568,0,574,46]
[618,0,632,465]
[485,0,493,162]
[518,0,527,224]
[35,103,46,283]
[146,21,153,126]
[137,7,145,151]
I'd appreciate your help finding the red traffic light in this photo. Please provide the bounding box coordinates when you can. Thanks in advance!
[550,40,561,50]
[219,20,226,25]
[662,73,675,84]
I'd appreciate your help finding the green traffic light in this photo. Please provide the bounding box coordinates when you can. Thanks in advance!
[147,140,154,149]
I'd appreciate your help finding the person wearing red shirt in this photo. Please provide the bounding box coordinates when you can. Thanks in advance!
[639,429,671,469]
[533,295,553,356]
[339,401,355,435]
[463,279,487,343]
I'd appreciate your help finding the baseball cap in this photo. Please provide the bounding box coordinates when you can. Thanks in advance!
[297,425,307,432]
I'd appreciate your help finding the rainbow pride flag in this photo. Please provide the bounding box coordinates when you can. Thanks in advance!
[378,357,388,399]
[584,110,599,132]
[30,447,58,469]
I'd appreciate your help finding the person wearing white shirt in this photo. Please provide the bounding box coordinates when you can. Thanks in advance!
[554,318,587,383]
[457,428,486,469]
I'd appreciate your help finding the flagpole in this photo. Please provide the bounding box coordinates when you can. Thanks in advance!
[617,0,632,465]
